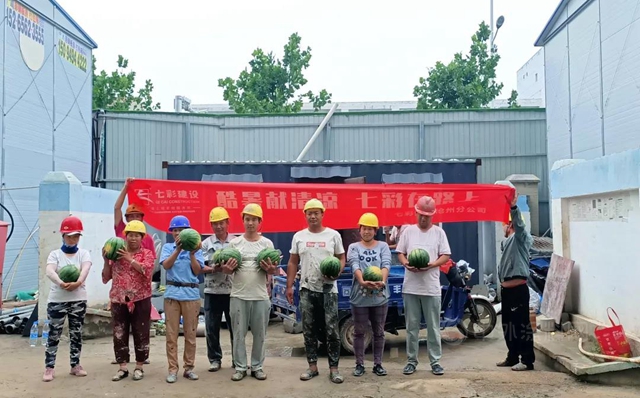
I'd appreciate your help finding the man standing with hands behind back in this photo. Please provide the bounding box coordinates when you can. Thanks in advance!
[396,195,451,377]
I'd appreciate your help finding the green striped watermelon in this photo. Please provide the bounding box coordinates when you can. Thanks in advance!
[320,256,341,278]
[408,248,430,269]
[362,266,383,282]
[103,237,126,261]
[178,228,202,251]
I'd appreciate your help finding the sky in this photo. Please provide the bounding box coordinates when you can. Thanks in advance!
[60,0,560,112]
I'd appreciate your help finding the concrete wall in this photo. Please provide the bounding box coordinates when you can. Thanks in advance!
[37,172,118,321]
[517,48,545,107]
[550,148,640,336]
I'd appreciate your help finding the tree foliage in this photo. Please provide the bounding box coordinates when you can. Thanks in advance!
[413,22,503,110]
[92,55,160,111]
[218,33,332,114]
[507,89,520,108]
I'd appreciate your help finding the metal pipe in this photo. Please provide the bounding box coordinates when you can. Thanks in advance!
[295,103,339,162]
[0,306,35,321]
[490,0,494,50]
[579,338,640,363]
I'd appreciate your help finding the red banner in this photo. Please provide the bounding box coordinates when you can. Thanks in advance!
[126,179,514,234]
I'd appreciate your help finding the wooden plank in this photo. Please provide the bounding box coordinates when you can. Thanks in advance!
[540,253,575,324]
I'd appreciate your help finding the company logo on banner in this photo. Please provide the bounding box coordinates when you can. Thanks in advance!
[58,32,88,72]
[6,0,46,71]
[127,179,515,234]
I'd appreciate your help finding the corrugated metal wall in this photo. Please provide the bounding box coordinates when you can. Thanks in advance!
[1,1,95,297]
[96,108,549,232]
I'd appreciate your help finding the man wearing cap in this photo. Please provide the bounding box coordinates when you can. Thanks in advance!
[114,178,156,257]
[286,198,346,384]
[200,207,238,372]
[396,196,451,376]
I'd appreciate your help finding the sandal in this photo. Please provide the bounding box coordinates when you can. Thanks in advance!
[133,368,144,381]
[329,371,344,384]
[299,368,319,381]
[112,369,129,382]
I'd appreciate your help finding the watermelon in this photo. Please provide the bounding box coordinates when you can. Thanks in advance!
[256,248,282,266]
[103,237,126,261]
[213,247,243,268]
[59,264,80,283]
[178,228,202,251]
[362,266,383,282]
[408,248,430,269]
[319,256,341,279]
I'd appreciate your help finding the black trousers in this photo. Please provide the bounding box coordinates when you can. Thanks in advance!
[501,284,535,365]
[204,293,234,364]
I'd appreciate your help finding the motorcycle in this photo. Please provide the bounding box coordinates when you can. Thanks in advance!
[441,260,498,339]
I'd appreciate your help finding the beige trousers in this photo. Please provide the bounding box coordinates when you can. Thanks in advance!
[164,298,201,374]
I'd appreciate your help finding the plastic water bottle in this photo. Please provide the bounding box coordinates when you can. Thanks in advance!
[29,321,39,347]
[41,320,49,347]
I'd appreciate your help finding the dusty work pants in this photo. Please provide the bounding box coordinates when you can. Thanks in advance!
[111,297,151,364]
[300,288,341,368]
[164,298,200,374]
[404,293,442,367]
[229,297,271,372]
[501,284,535,366]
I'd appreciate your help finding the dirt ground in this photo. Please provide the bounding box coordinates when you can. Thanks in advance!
[0,319,638,398]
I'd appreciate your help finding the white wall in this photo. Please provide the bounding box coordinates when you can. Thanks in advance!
[516,48,545,106]
[543,0,640,172]
[550,149,640,336]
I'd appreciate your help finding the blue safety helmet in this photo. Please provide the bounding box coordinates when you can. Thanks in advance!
[168,215,190,231]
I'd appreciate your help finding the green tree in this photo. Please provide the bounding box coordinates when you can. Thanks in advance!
[218,33,332,114]
[92,55,160,111]
[413,21,503,110]
[507,89,521,108]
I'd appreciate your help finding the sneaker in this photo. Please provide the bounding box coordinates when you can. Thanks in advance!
[166,373,177,383]
[183,370,199,381]
[231,370,246,381]
[402,363,416,375]
[431,364,444,376]
[353,364,365,377]
[511,363,534,371]
[42,368,55,382]
[209,362,221,372]
[372,364,387,376]
[70,365,87,377]
[251,369,267,380]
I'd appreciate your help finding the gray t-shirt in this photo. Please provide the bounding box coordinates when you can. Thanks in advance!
[347,241,392,307]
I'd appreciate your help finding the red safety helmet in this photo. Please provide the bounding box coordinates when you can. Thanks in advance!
[125,203,145,216]
[60,216,83,235]
[415,196,436,216]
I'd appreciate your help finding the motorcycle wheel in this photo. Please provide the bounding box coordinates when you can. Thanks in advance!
[456,300,497,339]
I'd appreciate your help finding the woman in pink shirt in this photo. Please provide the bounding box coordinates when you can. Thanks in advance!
[102,220,155,382]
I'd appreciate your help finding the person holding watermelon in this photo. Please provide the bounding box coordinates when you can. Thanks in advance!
[347,212,392,377]
[159,215,205,384]
[219,203,279,382]
[102,220,156,382]
[285,198,346,384]
[200,206,238,372]
[42,216,92,382]
[396,195,451,377]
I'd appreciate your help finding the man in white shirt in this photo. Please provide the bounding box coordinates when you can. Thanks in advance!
[286,199,346,384]
[396,196,451,376]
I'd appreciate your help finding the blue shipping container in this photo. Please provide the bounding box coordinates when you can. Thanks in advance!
[166,160,481,285]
